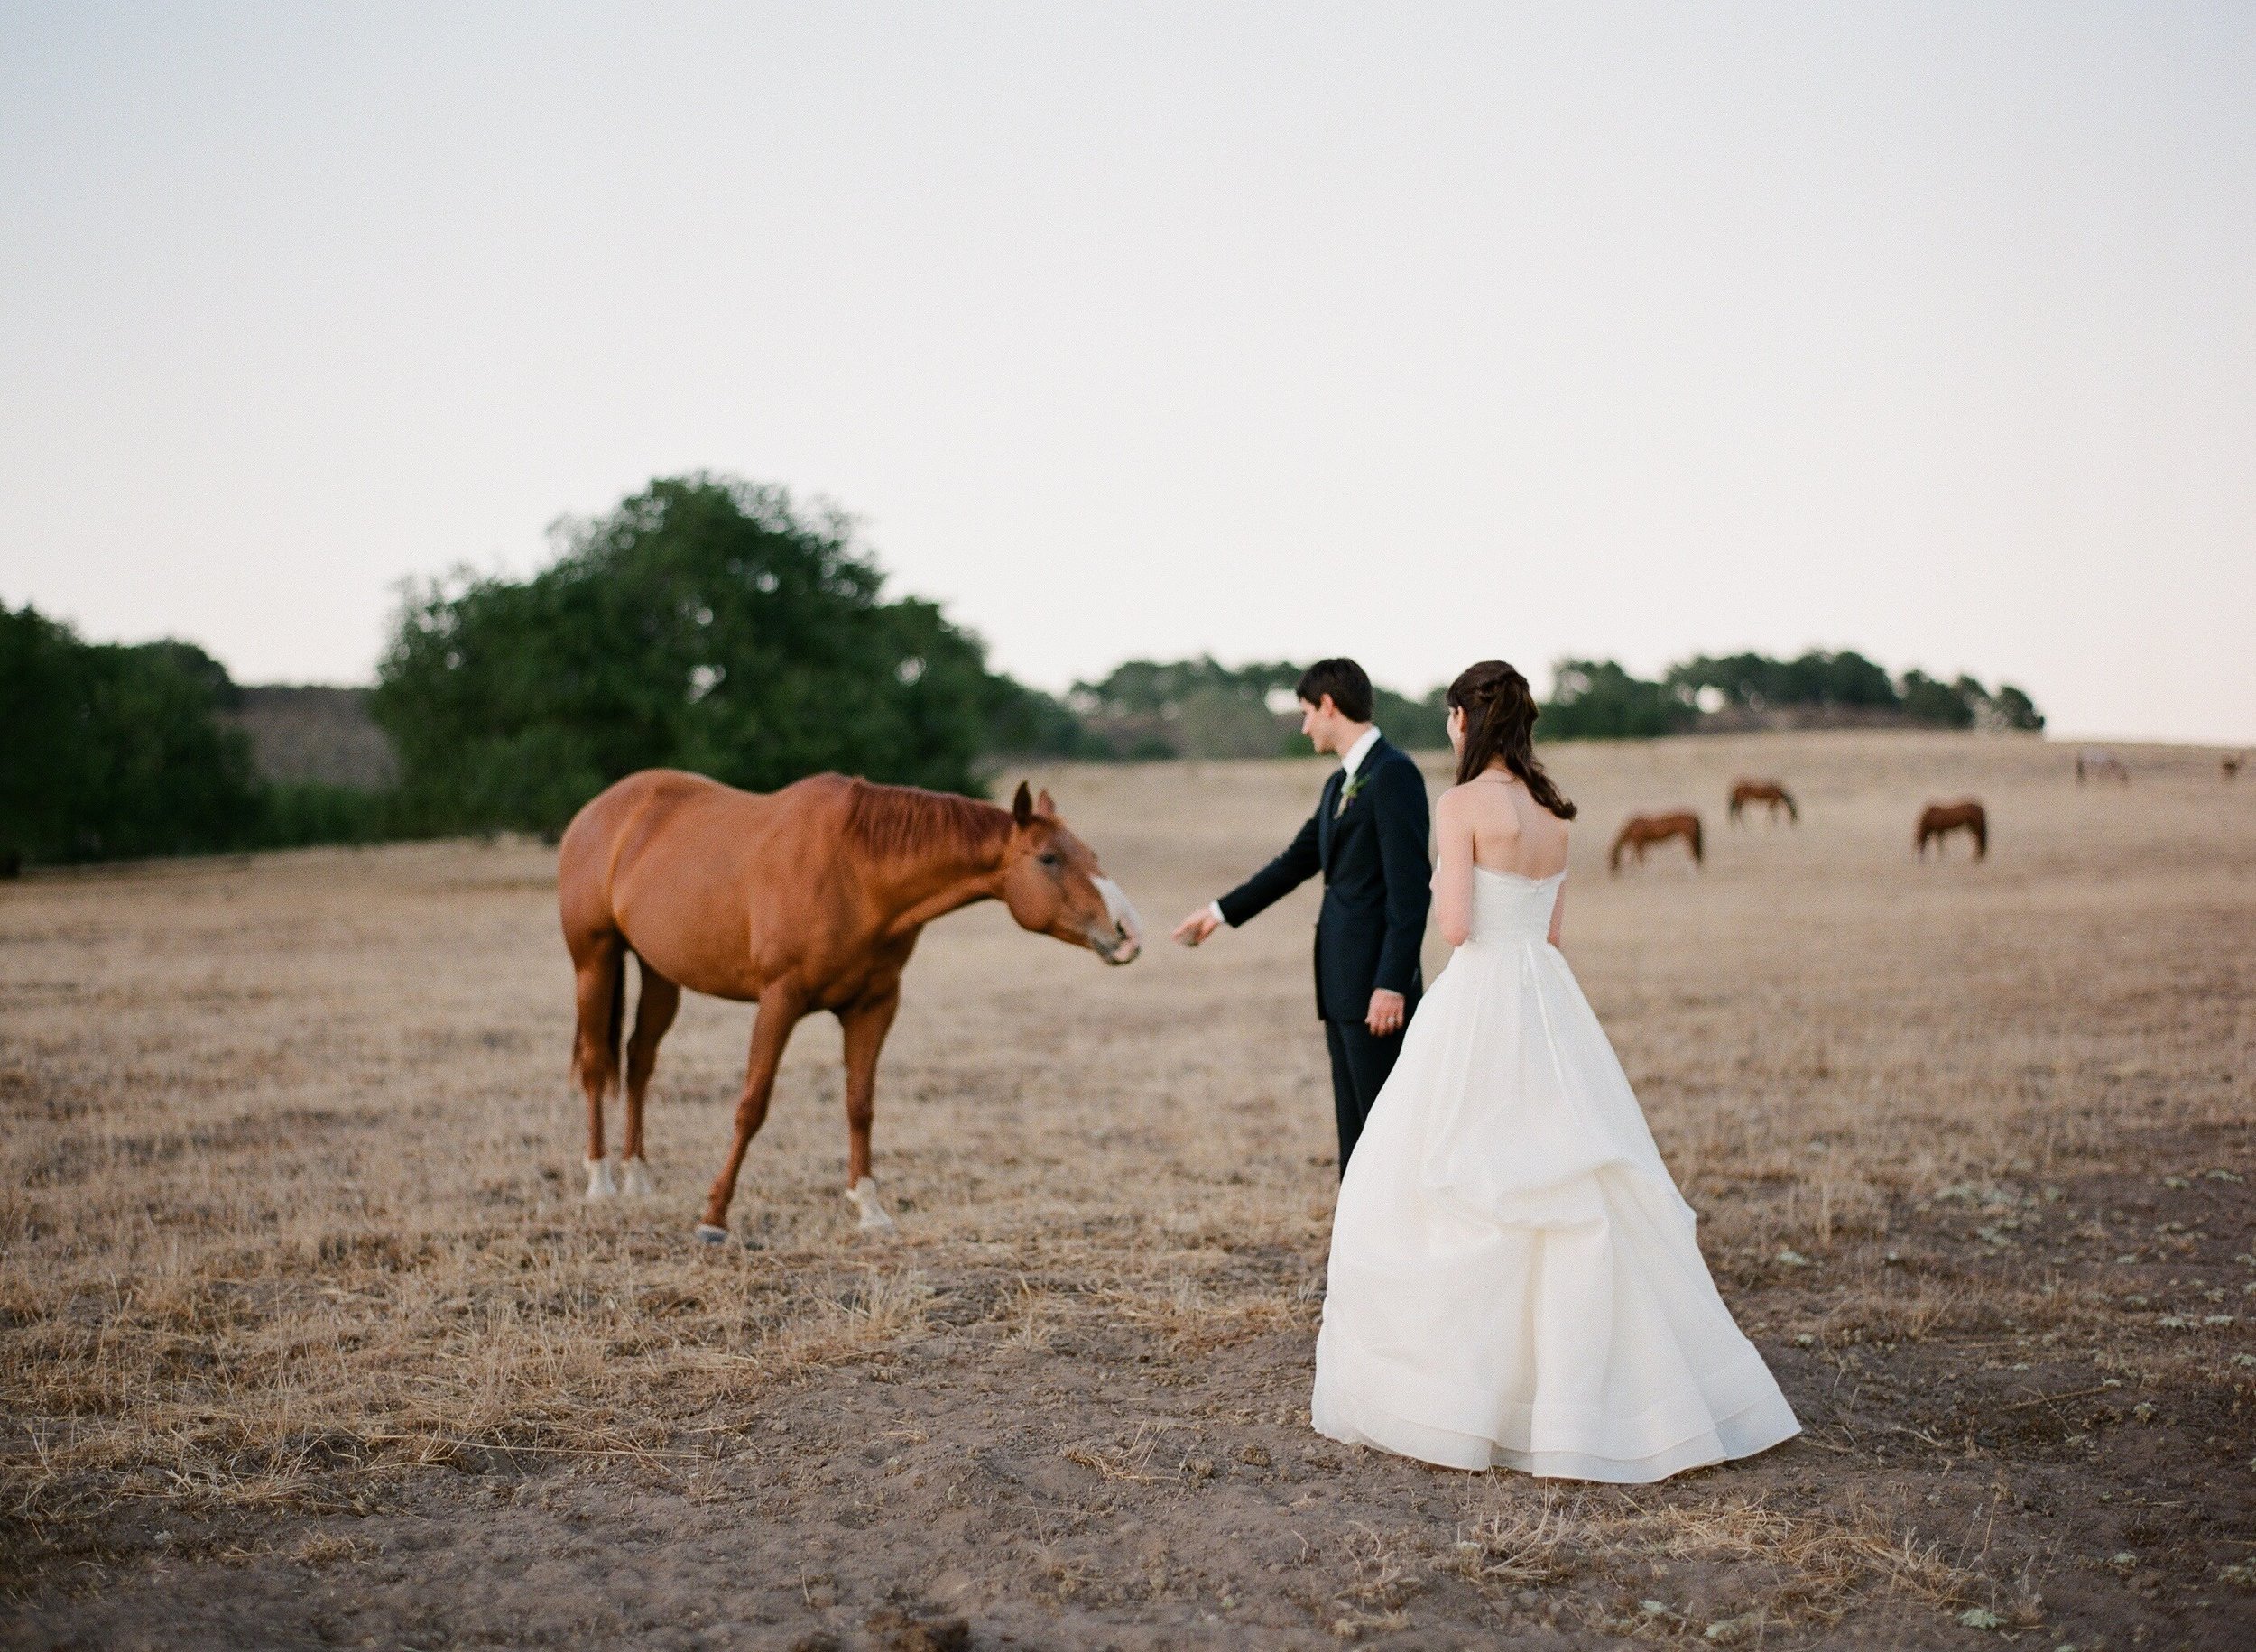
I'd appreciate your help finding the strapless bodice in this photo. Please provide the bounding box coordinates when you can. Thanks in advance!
[1466,863,1565,944]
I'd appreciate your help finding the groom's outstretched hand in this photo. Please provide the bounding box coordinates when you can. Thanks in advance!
[1171,908,1222,946]
[1366,989,1406,1037]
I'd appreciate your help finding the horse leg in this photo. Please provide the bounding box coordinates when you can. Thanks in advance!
[620,961,680,1197]
[570,934,626,1199]
[838,990,903,1235]
[697,986,804,1242]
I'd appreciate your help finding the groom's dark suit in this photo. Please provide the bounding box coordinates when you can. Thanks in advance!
[1216,735,1432,1172]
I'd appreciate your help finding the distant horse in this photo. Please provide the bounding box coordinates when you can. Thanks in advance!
[1610,812,1703,873]
[2224,753,2244,781]
[558,771,1142,1241]
[1917,800,1987,861]
[1727,778,1798,826]
[2076,749,2131,786]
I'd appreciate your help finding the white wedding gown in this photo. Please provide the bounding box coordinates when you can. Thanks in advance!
[1311,865,1799,1481]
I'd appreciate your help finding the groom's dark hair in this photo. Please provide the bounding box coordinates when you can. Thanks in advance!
[1296,658,1373,723]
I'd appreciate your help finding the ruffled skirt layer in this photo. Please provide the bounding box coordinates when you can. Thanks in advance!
[1310,937,1798,1481]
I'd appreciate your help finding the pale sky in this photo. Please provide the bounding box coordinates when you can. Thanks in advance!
[3,4,2251,742]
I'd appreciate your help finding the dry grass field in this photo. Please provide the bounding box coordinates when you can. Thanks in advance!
[4,731,2252,1650]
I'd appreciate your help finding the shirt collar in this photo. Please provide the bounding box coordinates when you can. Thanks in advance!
[1340,726,1382,777]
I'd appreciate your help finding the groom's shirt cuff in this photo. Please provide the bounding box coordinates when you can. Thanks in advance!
[1208,900,1228,928]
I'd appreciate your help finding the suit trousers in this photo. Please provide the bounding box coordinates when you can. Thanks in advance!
[1324,1018,1406,1176]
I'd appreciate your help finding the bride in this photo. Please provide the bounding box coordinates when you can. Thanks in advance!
[1311,660,1799,1481]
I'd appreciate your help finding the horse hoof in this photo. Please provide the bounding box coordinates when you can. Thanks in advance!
[585,1157,619,1200]
[620,1158,656,1198]
[844,1178,899,1236]
[695,1223,730,1245]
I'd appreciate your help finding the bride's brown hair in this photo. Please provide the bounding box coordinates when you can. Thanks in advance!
[1447,660,1577,819]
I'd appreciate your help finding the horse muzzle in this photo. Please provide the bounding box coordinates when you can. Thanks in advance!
[1089,877,1143,964]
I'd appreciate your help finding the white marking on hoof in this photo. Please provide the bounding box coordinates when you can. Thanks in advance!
[585,1156,619,1200]
[844,1177,898,1235]
[694,1223,730,1245]
[620,1156,655,1198]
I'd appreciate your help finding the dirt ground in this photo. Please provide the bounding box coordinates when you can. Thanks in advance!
[4,731,2252,1650]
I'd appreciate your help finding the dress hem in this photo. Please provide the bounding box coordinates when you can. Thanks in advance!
[1312,1379,1801,1482]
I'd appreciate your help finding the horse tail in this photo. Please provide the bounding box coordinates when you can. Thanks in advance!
[606,945,628,1069]
[569,932,630,1100]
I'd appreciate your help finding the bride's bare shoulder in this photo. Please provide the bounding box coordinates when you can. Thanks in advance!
[1438,779,1521,831]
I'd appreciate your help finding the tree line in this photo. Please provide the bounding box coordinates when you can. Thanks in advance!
[0,605,393,865]
[1058,648,2041,754]
[1539,651,2044,740]
[1,474,2044,866]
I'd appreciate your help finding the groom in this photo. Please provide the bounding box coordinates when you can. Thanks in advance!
[1171,658,1432,1173]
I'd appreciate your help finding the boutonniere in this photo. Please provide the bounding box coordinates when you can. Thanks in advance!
[1335,770,1370,818]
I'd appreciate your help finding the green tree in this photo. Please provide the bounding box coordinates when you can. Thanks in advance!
[0,605,264,863]
[1983,683,2044,732]
[1066,657,1448,756]
[1539,659,1696,740]
[979,675,1105,758]
[1372,683,1449,750]
[1068,656,1300,758]
[371,475,1007,833]
[1668,649,1899,710]
[1894,669,1977,729]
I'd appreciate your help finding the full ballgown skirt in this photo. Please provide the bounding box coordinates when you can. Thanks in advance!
[1311,866,1799,1481]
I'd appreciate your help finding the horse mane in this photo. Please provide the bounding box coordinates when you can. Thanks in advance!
[840,780,1015,863]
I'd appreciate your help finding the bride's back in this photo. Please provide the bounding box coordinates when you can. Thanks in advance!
[1455,768,1570,880]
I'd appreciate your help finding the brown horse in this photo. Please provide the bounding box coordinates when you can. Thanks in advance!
[2224,752,2244,781]
[1727,778,1798,825]
[557,771,1142,1241]
[2075,749,2130,786]
[1916,799,1987,860]
[1610,812,1703,873]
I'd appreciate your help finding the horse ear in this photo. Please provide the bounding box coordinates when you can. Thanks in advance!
[1034,787,1055,818]
[1012,781,1033,829]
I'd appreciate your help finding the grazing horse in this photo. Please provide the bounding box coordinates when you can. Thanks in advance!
[2224,752,2244,781]
[1916,800,1987,861]
[1610,812,1703,873]
[2076,749,2130,786]
[1727,778,1798,826]
[557,771,1142,1241]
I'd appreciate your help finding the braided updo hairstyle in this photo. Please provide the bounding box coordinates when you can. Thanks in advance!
[1446,660,1577,819]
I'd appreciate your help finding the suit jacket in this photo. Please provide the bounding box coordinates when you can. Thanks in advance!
[1216,736,1433,1023]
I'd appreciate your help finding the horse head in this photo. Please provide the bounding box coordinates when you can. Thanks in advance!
[998,781,1142,964]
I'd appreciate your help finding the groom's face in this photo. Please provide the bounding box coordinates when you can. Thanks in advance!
[1299,695,1341,754]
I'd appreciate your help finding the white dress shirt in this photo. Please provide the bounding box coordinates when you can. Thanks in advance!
[1209,726,1382,928]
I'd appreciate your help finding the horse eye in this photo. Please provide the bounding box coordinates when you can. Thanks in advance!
[1038,852,1060,869]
